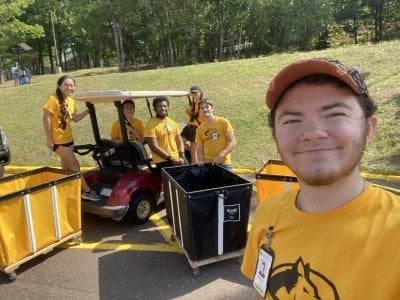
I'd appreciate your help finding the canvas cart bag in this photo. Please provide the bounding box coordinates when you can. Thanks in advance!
[255,160,299,204]
[0,167,81,268]
[162,164,252,261]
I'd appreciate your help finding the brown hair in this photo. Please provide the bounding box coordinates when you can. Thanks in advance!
[123,99,135,109]
[56,75,76,130]
[199,98,213,107]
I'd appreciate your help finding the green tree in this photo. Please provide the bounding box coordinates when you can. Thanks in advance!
[0,0,43,82]
[365,0,386,42]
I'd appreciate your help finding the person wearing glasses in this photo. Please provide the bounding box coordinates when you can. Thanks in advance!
[110,99,145,143]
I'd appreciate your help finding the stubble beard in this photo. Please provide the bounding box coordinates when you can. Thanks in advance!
[278,134,367,187]
[156,112,168,119]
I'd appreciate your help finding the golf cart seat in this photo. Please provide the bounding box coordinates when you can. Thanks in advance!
[96,139,154,171]
[129,141,151,166]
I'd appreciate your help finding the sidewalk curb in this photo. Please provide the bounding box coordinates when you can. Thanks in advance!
[4,165,400,181]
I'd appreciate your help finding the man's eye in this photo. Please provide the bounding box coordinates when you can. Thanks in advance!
[282,119,300,125]
[327,112,346,118]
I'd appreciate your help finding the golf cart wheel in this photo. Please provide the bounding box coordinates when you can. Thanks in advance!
[124,193,154,224]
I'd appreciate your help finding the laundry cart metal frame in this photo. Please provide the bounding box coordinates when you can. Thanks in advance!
[0,167,82,281]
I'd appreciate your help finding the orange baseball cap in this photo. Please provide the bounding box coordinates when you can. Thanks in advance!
[266,58,369,110]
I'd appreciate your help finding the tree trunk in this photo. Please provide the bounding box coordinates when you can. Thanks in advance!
[164,9,174,66]
[0,56,4,84]
[112,19,123,72]
[153,0,174,66]
[119,25,125,71]
[353,18,358,44]
[47,43,54,73]
[218,0,225,60]
[37,45,44,75]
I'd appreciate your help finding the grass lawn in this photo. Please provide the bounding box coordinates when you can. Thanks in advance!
[1,40,399,175]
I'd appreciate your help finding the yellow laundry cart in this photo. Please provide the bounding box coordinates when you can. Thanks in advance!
[0,167,82,281]
[255,160,299,204]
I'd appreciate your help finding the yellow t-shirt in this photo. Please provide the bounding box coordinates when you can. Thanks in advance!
[144,117,180,164]
[110,117,144,141]
[43,94,76,144]
[195,116,233,165]
[241,185,400,299]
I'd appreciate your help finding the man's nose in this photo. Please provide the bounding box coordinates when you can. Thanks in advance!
[299,117,328,141]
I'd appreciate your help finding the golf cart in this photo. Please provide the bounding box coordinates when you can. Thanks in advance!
[0,127,10,178]
[73,90,190,224]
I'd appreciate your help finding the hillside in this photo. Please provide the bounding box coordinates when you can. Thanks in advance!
[0,40,399,175]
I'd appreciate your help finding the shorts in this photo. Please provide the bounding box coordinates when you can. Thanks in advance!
[181,124,197,142]
[53,141,74,151]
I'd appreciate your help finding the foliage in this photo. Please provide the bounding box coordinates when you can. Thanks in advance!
[0,0,44,81]
[1,0,400,76]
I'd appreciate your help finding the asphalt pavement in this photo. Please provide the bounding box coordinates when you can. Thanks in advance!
[0,209,259,300]
[0,172,398,300]
[0,173,260,300]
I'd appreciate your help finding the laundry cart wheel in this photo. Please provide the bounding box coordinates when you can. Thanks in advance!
[8,272,17,282]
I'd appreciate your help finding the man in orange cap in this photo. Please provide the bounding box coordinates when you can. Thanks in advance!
[241,58,400,299]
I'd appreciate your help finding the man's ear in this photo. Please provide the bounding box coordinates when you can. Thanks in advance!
[366,116,378,143]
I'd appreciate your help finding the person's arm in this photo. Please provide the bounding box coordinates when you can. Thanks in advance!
[174,134,185,165]
[72,109,89,122]
[43,109,54,149]
[212,131,236,165]
[196,142,204,165]
[185,105,192,117]
[145,137,171,161]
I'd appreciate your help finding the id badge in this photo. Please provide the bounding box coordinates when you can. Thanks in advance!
[212,132,218,140]
[165,124,172,133]
[253,245,274,298]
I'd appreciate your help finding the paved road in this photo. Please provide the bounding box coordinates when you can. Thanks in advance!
[0,207,258,300]
[0,176,259,300]
[0,173,398,300]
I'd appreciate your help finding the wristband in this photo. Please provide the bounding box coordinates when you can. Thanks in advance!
[179,152,185,158]
[166,156,173,162]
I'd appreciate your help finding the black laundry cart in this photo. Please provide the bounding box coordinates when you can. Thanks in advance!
[162,164,252,276]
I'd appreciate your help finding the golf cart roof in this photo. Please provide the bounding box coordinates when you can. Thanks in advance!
[74,90,190,104]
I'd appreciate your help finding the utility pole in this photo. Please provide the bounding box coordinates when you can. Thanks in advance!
[50,10,62,73]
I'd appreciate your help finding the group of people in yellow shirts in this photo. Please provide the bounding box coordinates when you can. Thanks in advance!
[43,79,236,201]
[109,85,236,173]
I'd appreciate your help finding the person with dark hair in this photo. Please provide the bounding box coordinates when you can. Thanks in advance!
[42,75,101,201]
[180,85,205,163]
[195,98,236,171]
[110,99,145,143]
[144,96,185,173]
[241,58,400,299]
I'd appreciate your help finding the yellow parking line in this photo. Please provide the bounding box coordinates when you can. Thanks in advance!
[150,212,173,243]
[59,212,181,252]
[60,241,181,253]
